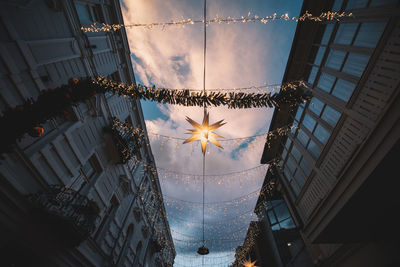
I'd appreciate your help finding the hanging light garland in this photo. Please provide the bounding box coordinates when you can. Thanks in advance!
[81,10,353,32]
[95,77,310,109]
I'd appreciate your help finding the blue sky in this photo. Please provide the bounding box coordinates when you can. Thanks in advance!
[121,0,303,265]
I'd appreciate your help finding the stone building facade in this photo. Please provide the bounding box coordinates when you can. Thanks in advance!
[0,0,175,266]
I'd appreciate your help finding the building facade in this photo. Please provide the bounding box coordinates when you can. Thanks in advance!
[0,0,175,266]
[255,0,400,266]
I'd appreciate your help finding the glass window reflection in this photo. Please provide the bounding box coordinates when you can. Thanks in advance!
[332,79,356,102]
[354,22,386,48]
[322,105,342,127]
[303,114,317,132]
[321,24,334,45]
[317,73,336,93]
[342,53,370,77]
[309,97,324,116]
[325,49,347,70]
[314,124,330,145]
[334,23,358,45]
[307,140,322,160]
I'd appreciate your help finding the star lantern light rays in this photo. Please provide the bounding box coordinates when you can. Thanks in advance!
[183,111,226,155]
[243,257,258,267]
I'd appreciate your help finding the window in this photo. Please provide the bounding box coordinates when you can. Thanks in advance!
[286,157,297,174]
[308,66,319,84]
[295,106,304,121]
[332,0,345,10]
[342,53,370,77]
[299,157,313,176]
[293,170,306,188]
[291,145,302,162]
[307,140,322,160]
[332,79,356,102]
[354,22,386,48]
[70,155,101,192]
[321,105,342,127]
[314,46,326,66]
[325,49,347,70]
[302,114,317,132]
[297,129,310,148]
[314,124,330,145]
[321,24,334,45]
[309,97,324,116]
[370,0,398,7]
[266,200,296,230]
[346,0,368,9]
[75,3,104,25]
[334,23,358,45]
[317,73,336,93]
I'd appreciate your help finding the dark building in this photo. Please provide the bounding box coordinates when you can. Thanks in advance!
[253,0,400,266]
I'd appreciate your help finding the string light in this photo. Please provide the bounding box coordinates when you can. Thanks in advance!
[81,11,353,32]
[95,77,310,109]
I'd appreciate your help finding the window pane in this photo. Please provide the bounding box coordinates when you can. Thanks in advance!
[308,66,319,85]
[354,22,386,48]
[291,121,298,134]
[275,203,291,222]
[334,23,358,45]
[307,140,322,160]
[294,170,306,188]
[280,218,296,229]
[309,97,325,116]
[332,0,345,10]
[286,157,296,174]
[332,79,356,102]
[282,149,288,161]
[295,106,304,121]
[300,158,313,177]
[271,224,280,231]
[321,24,334,45]
[291,145,302,162]
[325,49,347,70]
[314,124,331,145]
[297,129,309,147]
[284,168,292,182]
[314,46,326,66]
[346,0,368,9]
[290,180,301,196]
[268,210,277,225]
[75,4,92,24]
[82,160,95,178]
[322,105,342,127]
[342,53,370,77]
[317,73,336,93]
[370,0,398,6]
[302,114,317,133]
[284,138,292,150]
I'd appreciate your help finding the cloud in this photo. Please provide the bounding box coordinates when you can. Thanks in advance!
[121,0,299,261]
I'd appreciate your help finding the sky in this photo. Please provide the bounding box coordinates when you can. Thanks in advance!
[120,0,303,266]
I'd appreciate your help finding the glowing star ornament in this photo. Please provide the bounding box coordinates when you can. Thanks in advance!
[183,110,226,155]
[243,258,258,267]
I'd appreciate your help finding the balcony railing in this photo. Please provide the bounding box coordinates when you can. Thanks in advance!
[28,185,100,247]
[104,121,141,164]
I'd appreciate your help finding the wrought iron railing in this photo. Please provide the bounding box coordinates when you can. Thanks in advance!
[29,185,99,246]
[104,121,141,164]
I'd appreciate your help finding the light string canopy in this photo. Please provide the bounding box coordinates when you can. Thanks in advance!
[81,10,353,32]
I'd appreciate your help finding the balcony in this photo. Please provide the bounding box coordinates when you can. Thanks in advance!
[28,185,100,247]
[103,121,141,164]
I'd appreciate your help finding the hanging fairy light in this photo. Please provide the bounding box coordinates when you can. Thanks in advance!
[81,10,353,32]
